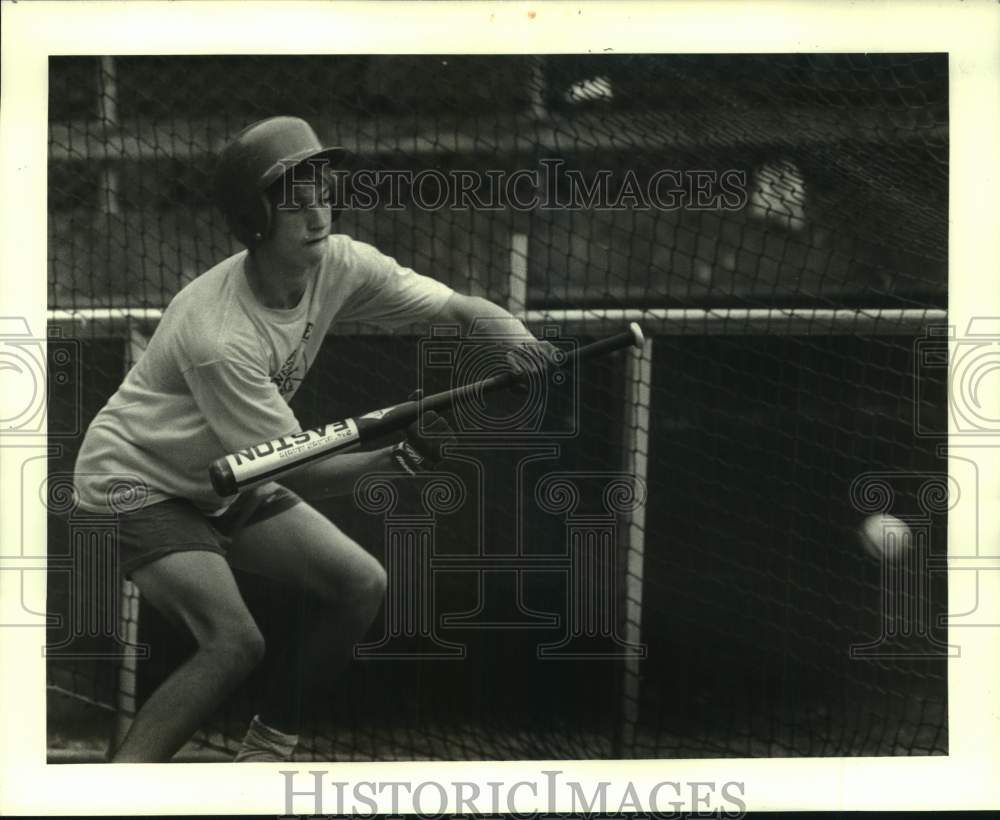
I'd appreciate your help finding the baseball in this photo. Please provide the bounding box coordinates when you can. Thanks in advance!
[858,514,912,560]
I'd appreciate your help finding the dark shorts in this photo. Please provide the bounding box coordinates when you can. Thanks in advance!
[116,482,302,578]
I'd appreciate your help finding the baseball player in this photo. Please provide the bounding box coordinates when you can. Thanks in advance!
[74,116,554,762]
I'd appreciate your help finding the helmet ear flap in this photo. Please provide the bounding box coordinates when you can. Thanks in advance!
[226,194,271,249]
[249,194,272,248]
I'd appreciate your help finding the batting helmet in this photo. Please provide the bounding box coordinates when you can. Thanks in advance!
[214,116,345,249]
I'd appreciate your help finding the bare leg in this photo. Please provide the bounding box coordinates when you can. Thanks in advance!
[113,552,265,762]
[228,502,386,734]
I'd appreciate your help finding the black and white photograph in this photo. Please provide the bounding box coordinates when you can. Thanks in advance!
[2,1,999,815]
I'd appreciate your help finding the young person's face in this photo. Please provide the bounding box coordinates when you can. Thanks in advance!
[261,169,332,269]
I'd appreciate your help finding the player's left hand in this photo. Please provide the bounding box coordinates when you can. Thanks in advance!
[391,390,457,476]
[505,339,561,394]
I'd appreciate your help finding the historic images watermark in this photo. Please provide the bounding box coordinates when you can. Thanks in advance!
[36,470,150,662]
[1,317,80,437]
[848,470,956,659]
[276,157,749,214]
[0,316,148,660]
[352,468,647,661]
[416,320,579,440]
[924,321,1000,635]
[352,323,646,660]
[846,317,1000,657]
[281,769,747,817]
[914,318,1000,437]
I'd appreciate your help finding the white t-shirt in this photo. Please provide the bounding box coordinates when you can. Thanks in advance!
[74,235,453,513]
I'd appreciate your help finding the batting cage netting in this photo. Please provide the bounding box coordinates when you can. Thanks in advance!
[46,54,948,761]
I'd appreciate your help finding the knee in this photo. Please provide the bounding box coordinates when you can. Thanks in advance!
[309,535,387,607]
[347,561,386,622]
[240,625,268,667]
[358,560,387,605]
[232,623,267,668]
[201,621,266,673]
[329,553,387,610]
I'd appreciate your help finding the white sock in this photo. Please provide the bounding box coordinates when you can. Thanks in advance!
[234,714,298,762]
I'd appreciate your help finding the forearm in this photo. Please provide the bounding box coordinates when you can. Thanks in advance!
[279,445,396,501]
[440,294,535,342]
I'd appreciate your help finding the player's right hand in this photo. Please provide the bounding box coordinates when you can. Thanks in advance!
[505,339,561,395]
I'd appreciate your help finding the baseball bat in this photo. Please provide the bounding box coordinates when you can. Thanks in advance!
[208,322,645,496]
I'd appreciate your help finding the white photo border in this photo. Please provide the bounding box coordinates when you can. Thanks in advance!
[1,0,998,813]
